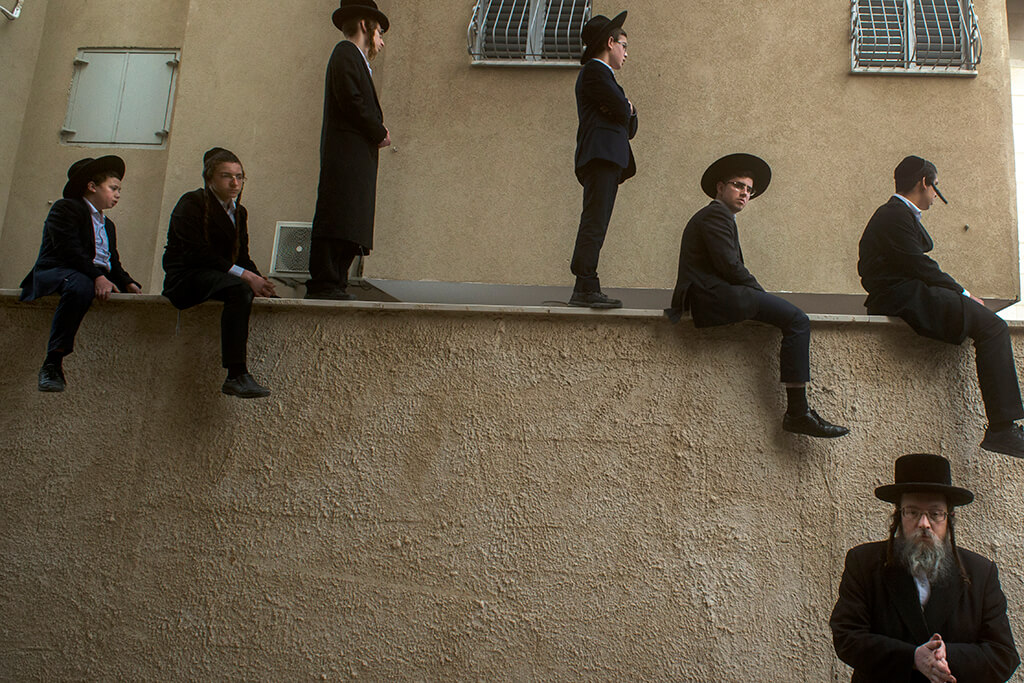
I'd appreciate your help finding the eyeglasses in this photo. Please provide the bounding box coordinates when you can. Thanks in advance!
[727,180,755,196]
[615,40,628,50]
[217,173,245,182]
[900,507,950,523]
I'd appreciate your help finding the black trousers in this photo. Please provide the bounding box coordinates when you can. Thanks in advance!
[307,237,362,295]
[208,282,254,368]
[962,299,1024,424]
[749,290,811,384]
[47,270,95,356]
[571,160,620,294]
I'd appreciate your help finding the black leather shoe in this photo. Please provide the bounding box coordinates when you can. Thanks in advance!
[305,289,355,301]
[221,373,271,399]
[38,363,66,392]
[980,424,1024,459]
[783,409,849,438]
[568,290,622,309]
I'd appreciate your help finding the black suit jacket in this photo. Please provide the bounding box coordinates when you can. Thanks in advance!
[19,197,136,301]
[162,187,260,309]
[858,197,968,344]
[666,200,764,326]
[830,540,1019,683]
[312,40,387,249]
[574,59,638,185]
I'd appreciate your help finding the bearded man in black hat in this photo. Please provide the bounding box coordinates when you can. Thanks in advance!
[859,156,1024,459]
[830,453,1019,683]
[162,147,277,399]
[306,0,391,301]
[568,10,637,309]
[20,156,142,392]
[666,154,848,438]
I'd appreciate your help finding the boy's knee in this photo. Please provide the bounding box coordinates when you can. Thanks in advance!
[63,273,95,306]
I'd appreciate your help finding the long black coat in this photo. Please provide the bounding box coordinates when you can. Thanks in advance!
[574,59,637,185]
[858,196,968,344]
[666,200,764,326]
[830,540,1019,683]
[20,197,137,301]
[162,187,259,309]
[311,40,387,250]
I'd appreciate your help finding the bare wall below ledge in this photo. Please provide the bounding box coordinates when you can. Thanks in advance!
[2,297,1024,681]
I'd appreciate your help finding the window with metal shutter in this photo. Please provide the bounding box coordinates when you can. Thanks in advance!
[914,0,963,66]
[851,0,980,73]
[469,0,590,63]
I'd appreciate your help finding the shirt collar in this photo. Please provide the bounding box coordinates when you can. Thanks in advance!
[893,193,922,219]
[593,58,614,73]
[82,197,102,218]
[348,40,372,75]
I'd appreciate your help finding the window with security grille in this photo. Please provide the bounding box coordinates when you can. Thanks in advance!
[851,0,981,74]
[467,0,591,64]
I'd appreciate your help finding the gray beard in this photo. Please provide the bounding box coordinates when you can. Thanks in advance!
[895,530,955,585]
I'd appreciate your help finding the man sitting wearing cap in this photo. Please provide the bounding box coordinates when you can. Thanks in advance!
[163,148,277,399]
[20,156,142,392]
[666,154,848,438]
[859,156,1024,459]
[568,10,637,309]
[830,453,1019,683]
[306,0,391,301]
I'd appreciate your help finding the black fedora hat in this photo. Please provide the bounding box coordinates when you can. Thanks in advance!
[332,0,389,33]
[700,153,771,199]
[874,453,974,507]
[62,155,125,199]
[580,11,626,65]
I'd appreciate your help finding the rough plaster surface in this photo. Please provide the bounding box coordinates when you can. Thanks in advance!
[3,296,1024,681]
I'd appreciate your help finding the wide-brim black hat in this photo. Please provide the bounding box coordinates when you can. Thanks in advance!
[874,453,974,507]
[700,153,771,199]
[580,11,626,65]
[62,155,125,199]
[332,0,389,33]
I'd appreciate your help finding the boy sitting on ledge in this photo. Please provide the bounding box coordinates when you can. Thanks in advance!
[20,156,141,392]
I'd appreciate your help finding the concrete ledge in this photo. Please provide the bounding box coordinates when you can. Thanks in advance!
[0,287,916,324]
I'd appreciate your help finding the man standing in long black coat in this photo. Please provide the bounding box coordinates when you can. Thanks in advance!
[858,156,1024,458]
[306,0,391,300]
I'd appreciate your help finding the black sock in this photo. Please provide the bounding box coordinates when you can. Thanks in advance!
[227,364,247,379]
[44,351,64,367]
[786,387,809,416]
[989,421,1014,432]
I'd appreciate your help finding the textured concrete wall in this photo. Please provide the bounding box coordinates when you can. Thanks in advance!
[0,0,1019,298]
[3,294,1024,681]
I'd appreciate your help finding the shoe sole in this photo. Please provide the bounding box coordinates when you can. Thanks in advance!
[38,383,65,392]
[222,389,271,399]
[979,440,1024,459]
[783,425,850,439]
[568,301,623,309]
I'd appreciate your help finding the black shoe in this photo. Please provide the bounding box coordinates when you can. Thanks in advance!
[304,289,355,301]
[568,290,622,309]
[38,363,66,392]
[980,424,1024,459]
[783,409,849,438]
[221,373,271,399]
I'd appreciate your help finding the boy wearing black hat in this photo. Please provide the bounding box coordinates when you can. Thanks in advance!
[667,154,848,438]
[859,156,1024,459]
[162,147,277,399]
[568,10,637,309]
[306,0,391,301]
[20,156,141,392]
[830,453,1019,683]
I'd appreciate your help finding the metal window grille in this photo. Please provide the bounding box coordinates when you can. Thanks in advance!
[850,0,981,73]
[468,0,590,63]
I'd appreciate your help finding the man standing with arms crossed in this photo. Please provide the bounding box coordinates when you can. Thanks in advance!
[568,10,637,309]
[306,0,391,300]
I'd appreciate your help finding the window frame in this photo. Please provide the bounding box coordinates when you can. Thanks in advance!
[61,47,181,148]
[850,0,982,76]
[467,0,591,67]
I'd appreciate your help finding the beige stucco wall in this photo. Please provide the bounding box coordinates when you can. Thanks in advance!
[3,294,1024,680]
[0,1,1019,295]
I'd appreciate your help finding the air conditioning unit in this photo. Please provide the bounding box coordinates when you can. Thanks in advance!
[269,221,362,284]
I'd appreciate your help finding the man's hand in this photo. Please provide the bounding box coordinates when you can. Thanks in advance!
[378,128,391,149]
[241,270,277,298]
[126,283,142,294]
[970,294,985,306]
[627,98,635,115]
[915,634,956,683]
[94,275,119,301]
